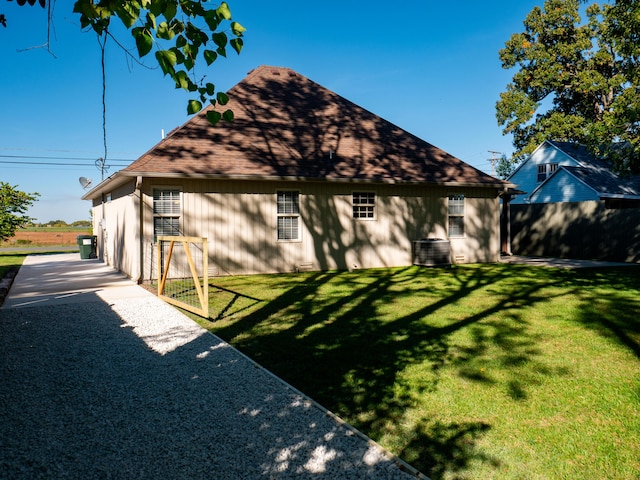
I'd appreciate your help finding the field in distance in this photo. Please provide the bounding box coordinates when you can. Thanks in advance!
[1,226,92,247]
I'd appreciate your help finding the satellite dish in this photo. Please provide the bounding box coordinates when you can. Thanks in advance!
[79,177,93,190]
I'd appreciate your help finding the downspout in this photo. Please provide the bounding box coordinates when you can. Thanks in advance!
[101,193,107,263]
[136,175,143,284]
[500,192,512,256]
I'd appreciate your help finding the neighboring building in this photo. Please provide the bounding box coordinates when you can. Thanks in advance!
[82,65,512,282]
[507,140,640,262]
[508,140,640,205]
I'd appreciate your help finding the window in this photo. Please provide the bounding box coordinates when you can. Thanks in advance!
[353,192,375,219]
[153,188,181,239]
[448,194,464,237]
[537,163,558,182]
[277,191,300,240]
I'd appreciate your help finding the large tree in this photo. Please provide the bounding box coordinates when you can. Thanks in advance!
[0,183,39,242]
[3,0,246,123]
[496,0,640,173]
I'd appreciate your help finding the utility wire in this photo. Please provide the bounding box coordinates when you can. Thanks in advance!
[0,160,129,167]
[0,154,133,162]
[98,28,109,180]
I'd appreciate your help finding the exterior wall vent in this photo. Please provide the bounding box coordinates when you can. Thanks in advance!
[412,238,451,267]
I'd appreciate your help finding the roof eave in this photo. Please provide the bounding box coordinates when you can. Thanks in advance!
[599,193,640,200]
[113,171,511,189]
[81,171,138,200]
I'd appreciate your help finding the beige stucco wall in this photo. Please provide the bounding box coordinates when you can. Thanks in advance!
[91,178,501,280]
[135,179,500,279]
[91,179,141,281]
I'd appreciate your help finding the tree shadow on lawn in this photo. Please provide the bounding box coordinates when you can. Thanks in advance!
[573,266,640,358]
[207,264,632,478]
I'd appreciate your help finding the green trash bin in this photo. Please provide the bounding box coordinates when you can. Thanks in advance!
[77,235,97,259]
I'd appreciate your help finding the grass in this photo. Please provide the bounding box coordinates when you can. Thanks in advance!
[0,254,26,279]
[181,264,640,479]
[17,226,91,232]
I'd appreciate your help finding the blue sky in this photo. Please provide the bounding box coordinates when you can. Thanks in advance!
[1,1,540,223]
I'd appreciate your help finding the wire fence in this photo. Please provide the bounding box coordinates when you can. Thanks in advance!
[157,236,209,318]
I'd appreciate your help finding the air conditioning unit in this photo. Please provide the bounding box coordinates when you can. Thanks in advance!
[413,238,451,267]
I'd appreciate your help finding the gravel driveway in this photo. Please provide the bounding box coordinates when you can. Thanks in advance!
[0,255,422,479]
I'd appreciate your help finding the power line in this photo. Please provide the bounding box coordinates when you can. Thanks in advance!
[0,154,133,163]
[0,160,127,167]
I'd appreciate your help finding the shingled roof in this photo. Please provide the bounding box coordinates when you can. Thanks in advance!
[544,141,640,199]
[120,66,505,187]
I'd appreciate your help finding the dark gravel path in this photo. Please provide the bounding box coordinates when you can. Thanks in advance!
[0,290,422,479]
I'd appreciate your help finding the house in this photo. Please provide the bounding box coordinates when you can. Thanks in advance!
[82,65,512,282]
[508,140,640,205]
[507,140,640,262]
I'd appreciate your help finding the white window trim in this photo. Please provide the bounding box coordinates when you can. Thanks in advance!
[448,194,465,238]
[276,190,302,242]
[352,191,376,220]
[153,187,182,241]
[537,163,558,183]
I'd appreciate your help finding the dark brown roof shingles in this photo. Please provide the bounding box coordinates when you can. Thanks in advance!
[125,65,505,187]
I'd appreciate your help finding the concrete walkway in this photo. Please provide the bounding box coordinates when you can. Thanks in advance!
[499,254,637,269]
[1,253,149,309]
[0,253,424,479]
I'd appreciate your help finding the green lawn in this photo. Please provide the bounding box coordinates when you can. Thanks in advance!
[0,254,25,279]
[189,264,640,479]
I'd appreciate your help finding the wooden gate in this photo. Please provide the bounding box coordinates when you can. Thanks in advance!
[157,236,209,317]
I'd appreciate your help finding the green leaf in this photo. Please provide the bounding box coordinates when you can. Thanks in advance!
[176,34,187,48]
[206,110,222,124]
[222,109,235,122]
[187,99,203,115]
[186,22,204,45]
[212,32,228,49]
[133,27,153,57]
[203,50,218,66]
[146,12,156,31]
[205,83,215,96]
[217,2,232,20]
[156,21,174,40]
[216,92,229,105]
[148,0,162,17]
[115,2,140,29]
[230,38,243,55]
[170,18,184,36]
[155,49,177,75]
[231,22,246,36]
[173,48,185,65]
[203,10,220,31]
[164,1,177,22]
[173,70,189,90]
[217,46,227,58]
